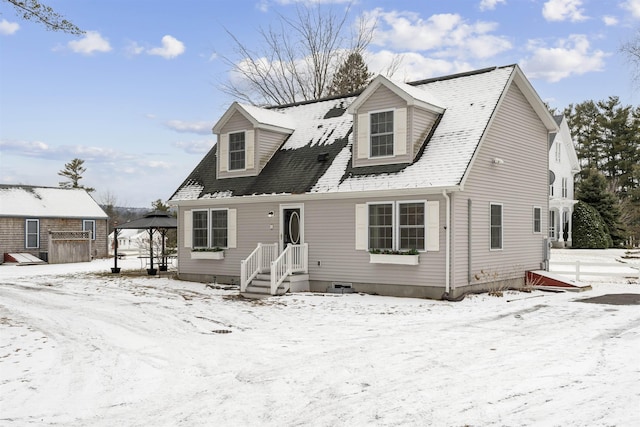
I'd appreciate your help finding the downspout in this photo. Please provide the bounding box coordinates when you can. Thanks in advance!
[442,190,451,295]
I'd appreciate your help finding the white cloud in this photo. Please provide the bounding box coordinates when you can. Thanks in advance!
[479,0,506,11]
[622,0,640,18]
[367,50,473,82]
[0,139,121,161]
[67,31,112,55]
[173,140,215,154]
[125,41,145,56]
[542,0,588,22]
[0,19,19,35]
[365,9,512,60]
[520,34,608,82]
[165,120,212,135]
[147,35,185,59]
[602,15,618,26]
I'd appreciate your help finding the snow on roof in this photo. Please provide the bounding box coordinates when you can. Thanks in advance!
[323,66,514,192]
[274,96,356,150]
[172,65,525,201]
[0,185,108,218]
[239,103,296,131]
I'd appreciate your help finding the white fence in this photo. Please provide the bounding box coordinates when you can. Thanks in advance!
[550,261,640,282]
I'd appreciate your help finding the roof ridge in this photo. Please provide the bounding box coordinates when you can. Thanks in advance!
[265,64,514,109]
[407,65,508,87]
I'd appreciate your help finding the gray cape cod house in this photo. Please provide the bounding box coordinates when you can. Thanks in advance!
[169,64,557,299]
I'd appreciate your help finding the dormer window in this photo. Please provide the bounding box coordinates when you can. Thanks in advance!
[347,75,444,168]
[370,111,394,157]
[229,132,246,171]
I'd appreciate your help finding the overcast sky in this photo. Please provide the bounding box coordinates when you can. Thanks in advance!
[1,0,639,207]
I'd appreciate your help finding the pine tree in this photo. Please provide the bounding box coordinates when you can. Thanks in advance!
[327,52,373,96]
[576,168,625,246]
[58,158,95,192]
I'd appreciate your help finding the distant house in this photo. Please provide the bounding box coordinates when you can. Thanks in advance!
[108,228,167,256]
[0,185,109,262]
[548,115,580,248]
[169,65,558,299]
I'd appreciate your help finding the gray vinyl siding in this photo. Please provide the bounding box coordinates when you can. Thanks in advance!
[217,111,255,179]
[353,86,412,168]
[411,107,439,159]
[177,203,281,278]
[257,128,287,170]
[176,194,446,288]
[217,112,288,178]
[359,85,405,112]
[450,83,549,290]
[220,111,252,133]
[305,195,445,288]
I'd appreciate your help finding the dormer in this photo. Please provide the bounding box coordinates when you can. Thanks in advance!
[213,102,295,178]
[347,75,445,168]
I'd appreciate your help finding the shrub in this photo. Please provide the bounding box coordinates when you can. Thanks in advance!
[572,201,611,248]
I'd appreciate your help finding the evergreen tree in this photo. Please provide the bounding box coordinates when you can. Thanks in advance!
[327,51,373,96]
[576,168,625,246]
[572,201,610,248]
[151,199,171,212]
[565,101,602,169]
[58,158,95,192]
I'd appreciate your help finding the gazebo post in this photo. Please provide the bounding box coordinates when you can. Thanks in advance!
[159,228,168,271]
[111,223,120,273]
[147,228,156,275]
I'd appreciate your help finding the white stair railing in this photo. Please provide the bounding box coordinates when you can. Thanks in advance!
[240,243,278,292]
[270,243,308,295]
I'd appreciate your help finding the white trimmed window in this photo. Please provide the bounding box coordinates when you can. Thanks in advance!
[83,220,96,240]
[370,111,394,157]
[358,201,438,252]
[25,219,39,249]
[192,210,209,248]
[562,177,568,198]
[228,132,246,171]
[533,207,541,233]
[187,208,236,250]
[490,203,503,250]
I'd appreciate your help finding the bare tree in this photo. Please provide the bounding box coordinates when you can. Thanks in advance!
[220,4,374,106]
[621,29,640,88]
[2,0,83,34]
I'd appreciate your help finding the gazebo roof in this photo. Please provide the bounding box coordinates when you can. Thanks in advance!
[116,211,177,229]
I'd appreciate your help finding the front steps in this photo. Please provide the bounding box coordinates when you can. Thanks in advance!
[241,273,310,299]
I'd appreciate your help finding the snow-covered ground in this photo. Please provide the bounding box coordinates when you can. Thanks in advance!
[1,249,639,426]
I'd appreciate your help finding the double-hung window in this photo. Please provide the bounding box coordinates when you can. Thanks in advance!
[192,209,229,249]
[368,202,425,251]
[210,209,228,248]
[533,207,541,233]
[490,203,503,250]
[83,219,96,240]
[370,111,394,157]
[561,177,568,198]
[228,132,245,171]
[192,210,209,248]
[399,202,425,250]
[25,219,39,249]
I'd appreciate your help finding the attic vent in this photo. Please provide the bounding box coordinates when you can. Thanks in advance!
[317,152,329,162]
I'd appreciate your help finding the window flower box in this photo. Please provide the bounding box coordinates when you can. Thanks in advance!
[369,252,419,265]
[191,249,224,260]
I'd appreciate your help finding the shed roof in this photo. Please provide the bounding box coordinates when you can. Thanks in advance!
[0,185,108,218]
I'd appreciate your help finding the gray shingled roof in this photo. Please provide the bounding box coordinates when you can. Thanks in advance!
[171,65,522,202]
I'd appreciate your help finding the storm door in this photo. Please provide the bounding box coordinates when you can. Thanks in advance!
[281,204,304,251]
